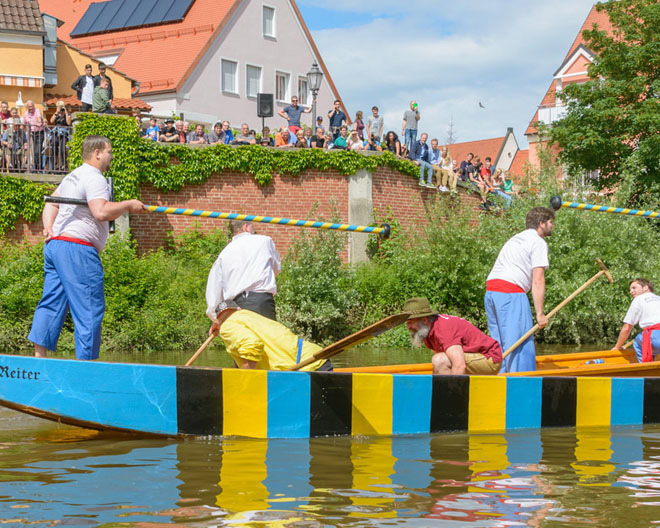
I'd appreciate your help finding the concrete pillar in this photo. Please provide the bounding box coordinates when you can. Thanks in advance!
[348,168,373,264]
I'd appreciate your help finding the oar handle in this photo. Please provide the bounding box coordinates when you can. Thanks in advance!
[502,268,609,360]
[185,334,215,366]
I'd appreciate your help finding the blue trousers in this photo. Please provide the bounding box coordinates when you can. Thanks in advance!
[28,239,105,360]
[419,160,434,185]
[404,129,417,151]
[485,291,535,372]
[633,331,660,362]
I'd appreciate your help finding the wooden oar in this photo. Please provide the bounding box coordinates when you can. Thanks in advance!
[185,334,215,367]
[502,258,614,360]
[288,313,410,371]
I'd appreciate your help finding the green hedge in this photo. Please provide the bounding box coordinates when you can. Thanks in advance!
[0,113,420,235]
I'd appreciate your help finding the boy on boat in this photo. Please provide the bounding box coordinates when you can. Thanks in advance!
[612,278,660,362]
[484,207,555,373]
[209,302,332,371]
[28,136,145,360]
[404,297,502,375]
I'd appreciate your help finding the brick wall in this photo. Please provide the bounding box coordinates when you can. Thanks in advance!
[5,168,482,258]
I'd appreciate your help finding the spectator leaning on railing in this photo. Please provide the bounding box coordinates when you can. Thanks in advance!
[49,101,71,171]
[234,123,256,145]
[311,127,325,148]
[188,124,209,144]
[159,118,178,143]
[221,121,234,144]
[22,100,45,172]
[2,107,26,170]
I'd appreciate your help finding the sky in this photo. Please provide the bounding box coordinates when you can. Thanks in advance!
[297,0,598,149]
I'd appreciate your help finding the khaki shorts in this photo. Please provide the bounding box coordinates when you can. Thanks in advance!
[464,354,501,375]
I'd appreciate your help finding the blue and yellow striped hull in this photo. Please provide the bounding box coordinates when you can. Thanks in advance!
[0,354,658,438]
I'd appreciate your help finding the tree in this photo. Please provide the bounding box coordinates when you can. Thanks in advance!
[550,0,660,192]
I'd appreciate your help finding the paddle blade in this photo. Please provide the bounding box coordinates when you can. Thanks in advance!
[288,312,410,371]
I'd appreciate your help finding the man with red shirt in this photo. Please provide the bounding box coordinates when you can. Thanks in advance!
[404,297,502,375]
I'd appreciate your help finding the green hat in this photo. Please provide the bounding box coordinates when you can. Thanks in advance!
[403,297,439,319]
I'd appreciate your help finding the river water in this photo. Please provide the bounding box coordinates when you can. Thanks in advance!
[3,345,658,527]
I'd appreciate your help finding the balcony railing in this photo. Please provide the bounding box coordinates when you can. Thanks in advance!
[1,123,71,176]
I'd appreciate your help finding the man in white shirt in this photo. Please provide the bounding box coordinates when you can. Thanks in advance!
[484,207,555,372]
[206,221,281,321]
[612,278,660,362]
[28,135,145,360]
[71,64,95,112]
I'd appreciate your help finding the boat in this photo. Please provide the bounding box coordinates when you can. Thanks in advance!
[1,346,659,438]
[337,347,660,377]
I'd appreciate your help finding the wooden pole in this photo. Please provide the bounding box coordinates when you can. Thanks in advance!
[185,334,215,367]
[502,258,614,360]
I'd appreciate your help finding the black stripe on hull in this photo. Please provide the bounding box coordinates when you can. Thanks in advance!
[310,372,352,437]
[176,367,223,435]
[541,377,576,427]
[430,375,469,432]
[643,378,660,424]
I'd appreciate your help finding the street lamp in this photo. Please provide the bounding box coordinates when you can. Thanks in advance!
[307,61,323,133]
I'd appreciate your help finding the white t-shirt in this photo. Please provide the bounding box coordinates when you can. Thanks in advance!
[52,163,110,251]
[205,232,281,319]
[623,292,660,328]
[487,229,549,292]
[81,76,94,104]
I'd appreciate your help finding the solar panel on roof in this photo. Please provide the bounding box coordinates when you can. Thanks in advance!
[70,0,195,37]
[143,0,176,26]
[105,0,141,32]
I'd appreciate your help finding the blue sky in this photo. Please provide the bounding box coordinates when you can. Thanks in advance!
[297,0,599,149]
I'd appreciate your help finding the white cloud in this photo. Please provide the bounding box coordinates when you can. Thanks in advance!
[304,0,598,148]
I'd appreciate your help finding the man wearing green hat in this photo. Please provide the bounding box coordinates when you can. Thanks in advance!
[403,297,502,375]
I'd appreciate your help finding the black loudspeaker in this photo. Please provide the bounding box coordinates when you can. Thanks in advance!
[257,93,274,118]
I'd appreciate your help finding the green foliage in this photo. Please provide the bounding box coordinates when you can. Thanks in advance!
[277,206,359,345]
[550,0,660,191]
[0,175,53,235]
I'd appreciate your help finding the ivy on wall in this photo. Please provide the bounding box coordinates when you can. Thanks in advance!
[1,113,420,234]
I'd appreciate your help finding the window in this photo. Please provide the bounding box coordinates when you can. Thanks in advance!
[297,77,308,106]
[221,59,238,94]
[246,65,261,98]
[263,6,275,38]
[275,71,289,102]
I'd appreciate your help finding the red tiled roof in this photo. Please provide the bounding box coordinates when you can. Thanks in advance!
[526,4,613,136]
[441,136,505,165]
[44,93,152,111]
[508,149,529,179]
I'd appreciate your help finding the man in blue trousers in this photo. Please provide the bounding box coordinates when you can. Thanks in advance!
[484,207,555,372]
[28,135,145,360]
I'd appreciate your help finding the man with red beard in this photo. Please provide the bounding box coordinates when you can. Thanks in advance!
[404,297,502,375]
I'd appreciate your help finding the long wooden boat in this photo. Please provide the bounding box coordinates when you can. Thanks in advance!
[337,347,660,377]
[1,351,660,438]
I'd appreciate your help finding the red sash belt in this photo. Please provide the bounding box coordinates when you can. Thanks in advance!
[486,279,525,294]
[50,236,94,247]
[641,322,660,363]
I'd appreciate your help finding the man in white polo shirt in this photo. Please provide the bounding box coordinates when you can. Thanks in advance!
[206,220,281,322]
[612,278,660,362]
[29,135,145,360]
[484,207,555,372]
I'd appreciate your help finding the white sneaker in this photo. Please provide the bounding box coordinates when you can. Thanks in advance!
[439,186,449,192]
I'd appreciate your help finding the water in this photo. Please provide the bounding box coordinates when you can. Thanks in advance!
[1,409,660,526]
[3,344,653,526]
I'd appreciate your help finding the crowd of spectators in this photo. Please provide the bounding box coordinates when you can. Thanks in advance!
[3,68,521,208]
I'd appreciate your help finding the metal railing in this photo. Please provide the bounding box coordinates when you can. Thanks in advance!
[1,123,72,175]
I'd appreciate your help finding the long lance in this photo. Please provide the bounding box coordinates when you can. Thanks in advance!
[43,196,391,238]
[550,195,660,219]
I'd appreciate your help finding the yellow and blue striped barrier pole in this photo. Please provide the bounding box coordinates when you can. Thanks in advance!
[550,195,660,219]
[44,196,391,238]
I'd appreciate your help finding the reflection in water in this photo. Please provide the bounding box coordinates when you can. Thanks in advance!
[2,411,660,526]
